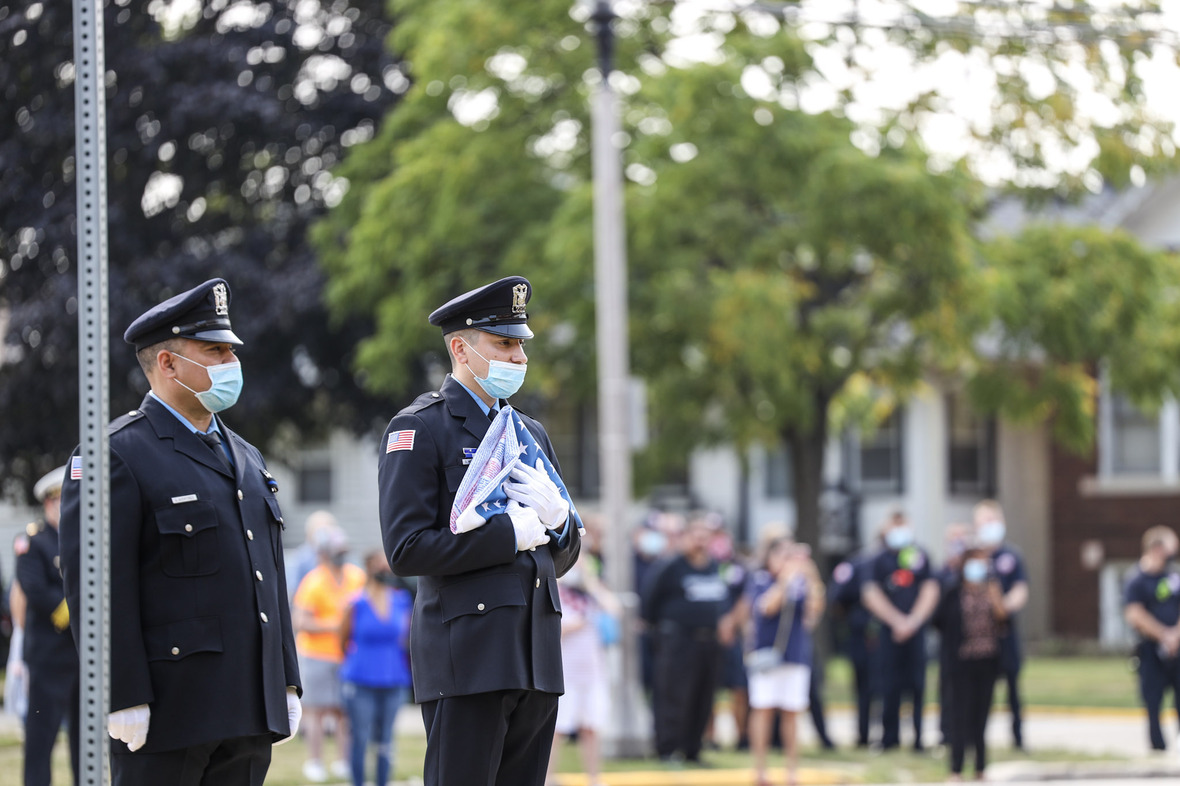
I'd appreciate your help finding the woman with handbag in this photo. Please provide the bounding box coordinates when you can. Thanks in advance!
[743,536,825,786]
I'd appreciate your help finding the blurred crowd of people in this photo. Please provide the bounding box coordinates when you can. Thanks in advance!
[608,500,1033,784]
[5,479,1180,786]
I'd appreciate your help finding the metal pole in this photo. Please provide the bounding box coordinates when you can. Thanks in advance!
[73,0,111,782]
[590,0,648,757]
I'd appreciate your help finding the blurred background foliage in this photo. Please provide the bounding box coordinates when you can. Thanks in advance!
[3,1,1180,540]
[0,0,403,498]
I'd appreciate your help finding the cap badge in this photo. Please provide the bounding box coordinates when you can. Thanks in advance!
[213,283,229,316]
[512,284,528,316]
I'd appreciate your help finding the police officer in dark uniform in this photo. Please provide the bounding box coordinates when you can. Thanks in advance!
[862,512,940,751]
[829,542,883,749]
[60,279,302,785]
[1123,525,1180,751]
[17,465,79,786]
[974,500,1029,750]
[378,276,581,786]
[640,515,730,764]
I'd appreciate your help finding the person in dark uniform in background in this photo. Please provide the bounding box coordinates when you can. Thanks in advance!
[641,514,730,765]
[378,276,581,786]
[973,500,1029,750]
[1123,526,1180,752]
[17,465,79,786]
[862,511,940,751]
[830,533,884,748]
[60,278,302,786]
[935,523,971,749]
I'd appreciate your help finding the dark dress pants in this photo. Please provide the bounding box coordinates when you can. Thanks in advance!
[948,657,999,775]
[1137,644,1180,751]
[652,625,720,760]
[111,734,272,786]
[848,627,880,746]
[880,630,927,749]
[24,666,80,786]
[420,689,559,786]
[999,635,1024,747]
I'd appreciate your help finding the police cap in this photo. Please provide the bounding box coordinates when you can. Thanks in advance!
[34,465,66,502]
[123,278,244,351]
[428,276,533,339]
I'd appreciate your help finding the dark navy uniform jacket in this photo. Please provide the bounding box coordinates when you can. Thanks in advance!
[16,522,79,676]
[59,394,300,753]
[378,375,580,704]
[1124,566,1180,653]
[830,551,876,633]
[866,545,934,620]
[990,543,1028,669]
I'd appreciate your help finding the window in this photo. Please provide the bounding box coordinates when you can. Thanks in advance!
[947,394,996,496]
[1110,394,1161,475]
[849,410,904,494]
[764,446,793,498]
[297,465,333,504]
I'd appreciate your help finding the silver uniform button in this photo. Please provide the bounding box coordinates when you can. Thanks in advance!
[255,571,263,581]
[477,603,485,611]
[184,524,193,533]
[535,579,540,588]
[237,490,244,500]
[171,647,179,655]
[260,612,268,623]
[247,530,254,540]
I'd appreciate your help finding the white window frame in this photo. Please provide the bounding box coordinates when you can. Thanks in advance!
[1097,370,1177,482]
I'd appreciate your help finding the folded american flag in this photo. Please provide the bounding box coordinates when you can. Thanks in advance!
[450,406,584,537]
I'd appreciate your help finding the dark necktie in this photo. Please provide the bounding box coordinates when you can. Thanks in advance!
[488,407,498,422]
[197,430,233,475]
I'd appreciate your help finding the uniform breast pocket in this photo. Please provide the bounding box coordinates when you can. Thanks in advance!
[444,464,467,494]
[154,501,220,577]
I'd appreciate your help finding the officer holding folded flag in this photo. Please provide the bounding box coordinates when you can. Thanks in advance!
[378,276,581,786]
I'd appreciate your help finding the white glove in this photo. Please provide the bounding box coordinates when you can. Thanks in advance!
[507,500,550,552]
[108,704,150,752]
[275,687,302,744]
[504,458,570,530]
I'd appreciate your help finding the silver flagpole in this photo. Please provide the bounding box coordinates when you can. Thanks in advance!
[72,0,111,782]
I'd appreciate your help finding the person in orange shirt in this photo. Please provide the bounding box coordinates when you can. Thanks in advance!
[293,526,367,782]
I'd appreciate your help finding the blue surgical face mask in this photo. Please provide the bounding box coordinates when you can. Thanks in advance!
[462,339,526,400]
[885,526,914,551]
[173,353,244,413]
[638,530,666,557]
[963,558,989,584]
[978,520,1006,546]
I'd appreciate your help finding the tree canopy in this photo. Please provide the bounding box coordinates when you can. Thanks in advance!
[313,0,1180,546]
[0,0,402,500]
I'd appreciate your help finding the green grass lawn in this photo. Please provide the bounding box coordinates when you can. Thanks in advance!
[0,654,1150,785]
[819,654,1142,710]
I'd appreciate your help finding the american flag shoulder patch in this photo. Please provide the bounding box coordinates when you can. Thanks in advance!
[70,456,83,480]
[386,430,415,453]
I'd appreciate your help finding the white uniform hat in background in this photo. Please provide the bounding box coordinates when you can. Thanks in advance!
[34,465,67,503]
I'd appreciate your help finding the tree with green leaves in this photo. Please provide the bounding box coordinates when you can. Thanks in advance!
[314,0,1180,548]
[0,0,401,499]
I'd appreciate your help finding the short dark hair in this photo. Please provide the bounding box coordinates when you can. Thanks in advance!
[135,338,182,376]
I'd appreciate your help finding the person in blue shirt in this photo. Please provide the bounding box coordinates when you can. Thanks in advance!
[339,550,414,786]
[862,511,940,751]
[742,536,824,786]
[973,500,1030,750]
[1123,526,1180,752]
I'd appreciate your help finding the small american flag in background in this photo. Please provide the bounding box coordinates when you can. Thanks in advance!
[386,430,415,453]
[70,456,83,480]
